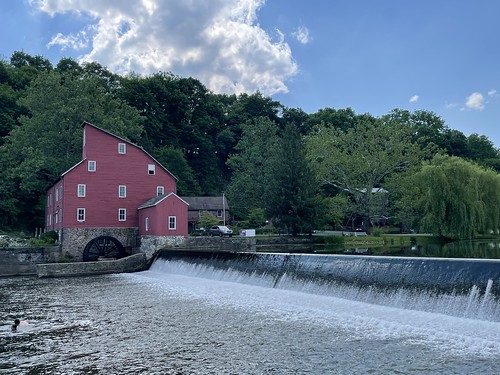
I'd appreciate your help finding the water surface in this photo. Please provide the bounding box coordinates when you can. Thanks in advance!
[1,258,499,374]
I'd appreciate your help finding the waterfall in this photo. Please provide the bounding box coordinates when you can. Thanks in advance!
[150,250,500,322]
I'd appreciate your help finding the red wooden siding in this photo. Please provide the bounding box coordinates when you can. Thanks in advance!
[45,180,64,231]
[138,193,188,237]
[45,122,180,231]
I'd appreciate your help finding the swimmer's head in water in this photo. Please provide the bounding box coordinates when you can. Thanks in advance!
[14,319,20,325]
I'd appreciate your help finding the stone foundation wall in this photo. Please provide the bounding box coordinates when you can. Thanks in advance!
[61,227,139,260]
[36,253,147,278]
[0,246,61,276]
[140,235,186,260]
[182,237,256,252]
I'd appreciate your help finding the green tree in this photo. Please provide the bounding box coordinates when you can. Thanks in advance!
[466,133,498,161]
[226,117,279,219]
[408,155,499,239]
[266,124,322,235]
[119,73,227,195]
[382,109,448,153]
[198,211,219,231]
[307,117,422,231]
[305,107,359,133]
[153,145,201,195]
[247,207,267,227]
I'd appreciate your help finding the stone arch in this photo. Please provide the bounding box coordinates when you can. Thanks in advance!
[83,236,125,262]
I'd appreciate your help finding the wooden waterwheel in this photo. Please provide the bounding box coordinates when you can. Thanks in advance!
[83,236,125,262]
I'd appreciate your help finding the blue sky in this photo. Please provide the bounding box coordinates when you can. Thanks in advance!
[1,0,499,147]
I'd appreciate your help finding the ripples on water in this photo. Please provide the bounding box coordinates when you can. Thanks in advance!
[1,265,500,374]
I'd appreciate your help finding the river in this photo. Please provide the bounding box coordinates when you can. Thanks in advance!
[1,252,500,374]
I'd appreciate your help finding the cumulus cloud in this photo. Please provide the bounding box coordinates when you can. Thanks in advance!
[409,95,419,103]
[465,92,485,110]
[292,26,311,44]
[32,0,298,96]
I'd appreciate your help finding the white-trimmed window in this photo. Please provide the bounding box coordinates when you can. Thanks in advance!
[118,143,126,154]
[145,217,149,232]
[148,164,155,175]
[47,214,51,226]
[59,209,63,223]
[59,187,63,199]
[217,209,222,217]
[119,185,127,198]
[55,188,59,201]
[55,212,58,224]
[168,216,176,230]
[47,195,50,207]
[77,208,85,222]
[118,208,127,222]
[157,186,164,196]
[88,160,96,172]
[77,184,86,197]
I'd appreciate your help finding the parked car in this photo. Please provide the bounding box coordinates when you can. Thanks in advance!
[209,225,233,237]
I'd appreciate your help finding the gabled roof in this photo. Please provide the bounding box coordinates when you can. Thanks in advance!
[61,159,86,177]
[138,193,189,210]
[180,196,229,211]
[81,121,178,181]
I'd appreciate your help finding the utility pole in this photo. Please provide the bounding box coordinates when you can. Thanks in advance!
[222,192,226,225]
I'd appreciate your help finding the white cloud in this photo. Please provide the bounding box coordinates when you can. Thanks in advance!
[292,26,311,45]
[32,0,298,96]
[465,92,485,110]
[488,89,497,97]
[47,27,93,50]
[409,95,419,103]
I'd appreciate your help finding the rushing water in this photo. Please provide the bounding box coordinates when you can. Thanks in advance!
[1,253,500,374]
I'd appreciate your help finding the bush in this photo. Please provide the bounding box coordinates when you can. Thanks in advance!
[40,230,58,244]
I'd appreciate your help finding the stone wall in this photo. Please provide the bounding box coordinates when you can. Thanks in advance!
[61,227,139,260]
[140,235,186,260]
[36,253,147,278]
[0,246,61,276]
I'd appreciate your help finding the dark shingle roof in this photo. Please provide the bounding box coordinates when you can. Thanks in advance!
[180,196,228,211]
[138,193,189,210]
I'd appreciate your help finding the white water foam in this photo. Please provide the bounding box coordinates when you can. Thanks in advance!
[124,264,500,360]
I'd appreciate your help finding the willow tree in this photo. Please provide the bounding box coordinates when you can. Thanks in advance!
[306,118,422,231]
[410,155,499,239]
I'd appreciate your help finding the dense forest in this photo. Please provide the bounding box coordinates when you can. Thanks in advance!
[1,51,499,239]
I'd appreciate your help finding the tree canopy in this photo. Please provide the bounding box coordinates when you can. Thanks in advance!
[306,117,423,230]
[406,155,500,239]
[0,51,499,238]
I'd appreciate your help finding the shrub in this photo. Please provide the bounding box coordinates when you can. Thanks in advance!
[40,230,58,244]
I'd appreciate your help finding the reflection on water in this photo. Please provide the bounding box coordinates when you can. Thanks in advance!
[319,239,500,259]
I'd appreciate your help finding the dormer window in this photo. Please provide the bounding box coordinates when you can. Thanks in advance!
[118,143,126,154]
[148,164,155,175]
[88,160,96,172]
